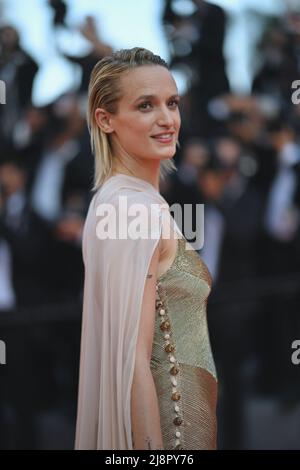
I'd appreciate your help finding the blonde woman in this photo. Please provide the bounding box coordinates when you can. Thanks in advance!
[75,47,218,450]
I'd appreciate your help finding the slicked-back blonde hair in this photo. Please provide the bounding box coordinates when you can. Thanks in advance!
[87,47,178,191]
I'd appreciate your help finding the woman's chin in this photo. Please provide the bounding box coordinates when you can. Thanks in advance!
[155,147,176,159]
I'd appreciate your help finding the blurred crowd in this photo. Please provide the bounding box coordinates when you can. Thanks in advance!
[0,0,300,449]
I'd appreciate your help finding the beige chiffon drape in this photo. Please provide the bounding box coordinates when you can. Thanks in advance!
[74,174,181,450]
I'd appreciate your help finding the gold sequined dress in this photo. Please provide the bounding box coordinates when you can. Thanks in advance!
[151,236,218,450]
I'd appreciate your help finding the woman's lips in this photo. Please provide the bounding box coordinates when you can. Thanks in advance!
[151,133,174,144]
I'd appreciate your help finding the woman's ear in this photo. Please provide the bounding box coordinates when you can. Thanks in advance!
[95,108,114,133]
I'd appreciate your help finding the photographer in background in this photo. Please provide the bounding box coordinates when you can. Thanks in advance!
[0,157,50,309]
[0,25,38,148]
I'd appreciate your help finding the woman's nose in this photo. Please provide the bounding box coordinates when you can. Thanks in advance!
[157,106,174,126]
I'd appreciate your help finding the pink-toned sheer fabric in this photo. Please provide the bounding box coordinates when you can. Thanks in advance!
[75,174,181,450]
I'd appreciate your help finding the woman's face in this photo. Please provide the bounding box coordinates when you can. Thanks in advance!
[97,65,181,163]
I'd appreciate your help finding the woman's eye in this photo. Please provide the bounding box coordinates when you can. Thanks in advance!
[139,102,152,110]
[138,100,179,110]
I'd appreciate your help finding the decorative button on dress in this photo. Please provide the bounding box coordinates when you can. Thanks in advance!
[151,236,218,450]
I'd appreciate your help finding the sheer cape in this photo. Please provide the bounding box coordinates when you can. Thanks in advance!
[75,174,182,450]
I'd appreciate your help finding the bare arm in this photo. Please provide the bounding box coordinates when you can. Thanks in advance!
[130,241,164,450]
